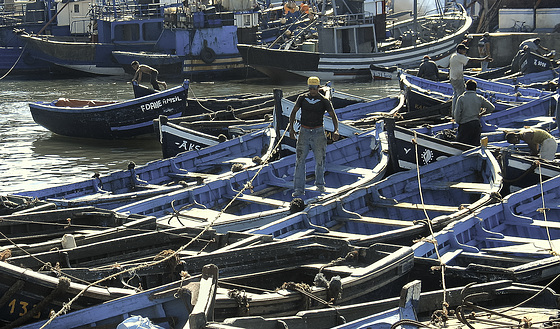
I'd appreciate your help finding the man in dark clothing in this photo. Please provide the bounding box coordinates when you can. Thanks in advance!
[288,76,339,197]
[453,80,495,146]
[417,55,439,81]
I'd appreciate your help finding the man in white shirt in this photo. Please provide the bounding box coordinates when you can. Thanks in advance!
[449,44,492,114]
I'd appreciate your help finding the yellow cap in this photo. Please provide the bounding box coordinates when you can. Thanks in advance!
[307,76,320,86]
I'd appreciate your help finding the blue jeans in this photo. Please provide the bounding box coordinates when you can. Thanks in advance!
[293,126,327,193]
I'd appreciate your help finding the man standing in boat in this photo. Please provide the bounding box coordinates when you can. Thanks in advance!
[288,76,339,197]
[131,61,167,91]
[477,32,491,72]
[453,79,495,146]
[506,128,557,161]
[449,44,492,115]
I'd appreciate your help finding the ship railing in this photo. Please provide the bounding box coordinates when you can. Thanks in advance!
[90,2,165,20]
[0,6,49,26]
[323,12,375,27]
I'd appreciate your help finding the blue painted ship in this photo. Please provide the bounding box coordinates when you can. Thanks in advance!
[111,0,318,79]
[17,0,168,75]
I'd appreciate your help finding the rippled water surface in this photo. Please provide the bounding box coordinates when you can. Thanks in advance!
[0,75,400,194]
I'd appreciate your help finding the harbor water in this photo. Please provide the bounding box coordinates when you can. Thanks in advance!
[0,75,400,194]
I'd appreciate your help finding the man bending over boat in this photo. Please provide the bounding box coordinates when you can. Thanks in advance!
[506,128,557,161]
[449,44,492,114]
[288,76,339,197]
[453,79,495,146]
[131,61,167,91]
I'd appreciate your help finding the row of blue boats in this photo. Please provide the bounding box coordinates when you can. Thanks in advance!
[1,61,560,328]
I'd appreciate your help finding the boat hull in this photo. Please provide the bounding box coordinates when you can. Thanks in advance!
[28,81,190,139]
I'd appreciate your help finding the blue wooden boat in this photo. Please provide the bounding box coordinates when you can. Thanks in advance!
[117,124,389,232]
[492,68,559,86]
[28,80,190,139]
[399,71,548,113]
[6,226,272,289]
[0,195,54,215]
[247,144,502,246]
[13,122,277,209]
[413,173,560,284]
[14,237,413,328]
[0,259,134,327]
[407,93,557,143]
[158,115,272,158]
[0,206,155,252]
[202,280,560,329]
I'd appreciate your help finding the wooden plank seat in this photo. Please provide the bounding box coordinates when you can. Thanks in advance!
[439,249,463,264]
[419,181,494,193]
[265,179,338,194]
[47,184,183,206]
[374,201,459,213]
[326,164,372,176]
[170,208,238,222]
[166,171,219,180]
[332,215,415,227]
[233,194,290,208]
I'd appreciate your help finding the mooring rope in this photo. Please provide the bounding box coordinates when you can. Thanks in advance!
[0,43,27,81]
[412,132,449,320]
[187,85,217,113]
[536,161,557,255]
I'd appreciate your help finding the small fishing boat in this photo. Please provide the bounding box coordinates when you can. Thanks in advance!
[15,237,413,328]
[492,68,559,86]
[408,93,557,143]
[0,206,155,252]
[6,226,272,290]
[157,115,272,158]
[248,144,502,246]
[212,280,560,329]
[0,260,134,327]
[413,173,560,285]
[28,81,190,139]
[117,125,389,233]
[399,71,548,112]
[0,195,54,215]
[386,118,560,191]
[13,124,276,210]
[369,64,398,80]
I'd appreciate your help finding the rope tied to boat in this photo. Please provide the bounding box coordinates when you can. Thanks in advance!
[536,161,558,256]
[391,318,438,329]
[413,131,449,323]
[228,289,251,314]
[500,158,538,183]
[154,249,181,273]
[280,282,314,309]
[0,249,11,261]
[319,250,358,273]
